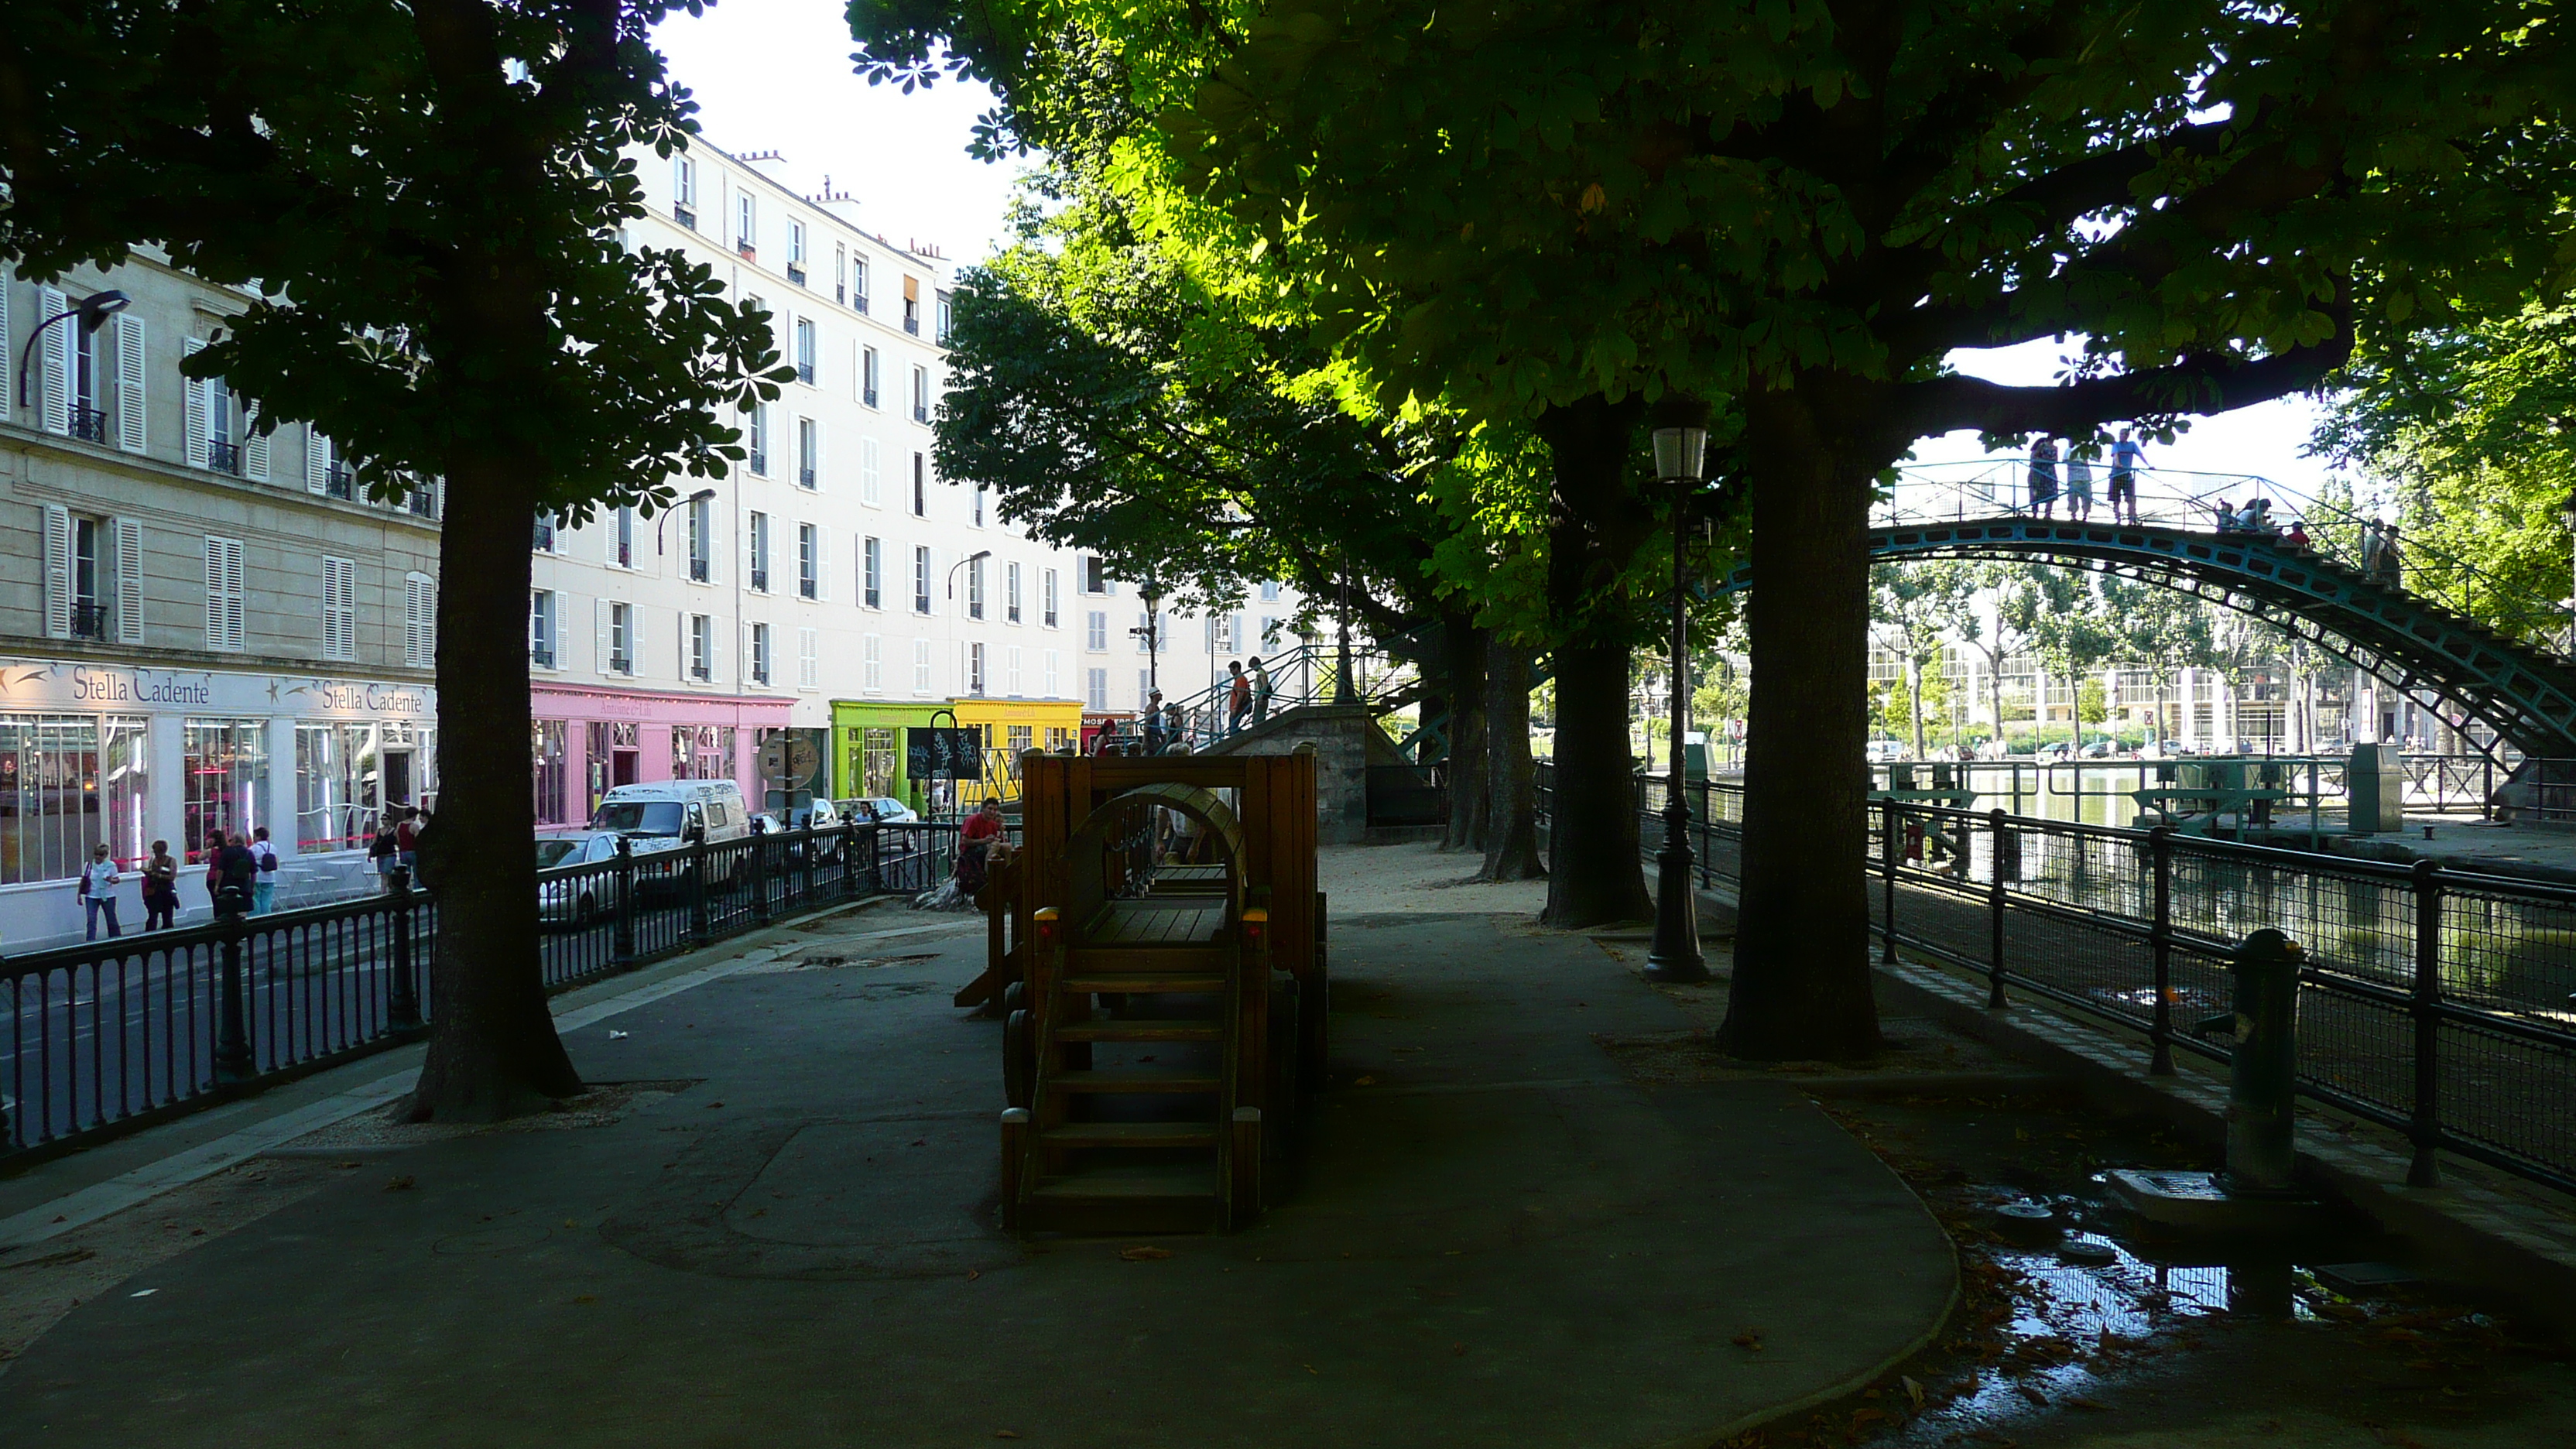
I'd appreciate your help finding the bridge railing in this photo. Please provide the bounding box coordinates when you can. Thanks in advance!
[1864,753,2501,820]
[1121,643,1416,755]
[1534,759,2576,1196]
[1882,461,2576,647]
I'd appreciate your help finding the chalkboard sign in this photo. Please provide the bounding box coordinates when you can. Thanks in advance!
[906,727,983,781]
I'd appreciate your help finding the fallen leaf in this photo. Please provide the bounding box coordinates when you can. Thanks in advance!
[562,1219,580,1229]
[967,1269,981,1282]
[1304,1364,1319,1375]
[704,1101,724,1110]
[995,1431,1021,1440]
[1732,1330,1765,1351]
[572,1295,598,1304]
[1118,1245,1173,1262]
[383,1176,416,1192]
[1452,1343,1466,1356]
[2067,1396,2113,1412]
[1354,1076,1377,1087]
[1850,1407,1887,1426]
[1902,1376,1927,1410]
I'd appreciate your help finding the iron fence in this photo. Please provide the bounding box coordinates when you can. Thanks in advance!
[2,820,981,1160]
[1535,759,2576,1195]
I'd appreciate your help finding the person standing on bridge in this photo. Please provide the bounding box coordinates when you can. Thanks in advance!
[2109,429,2146,524]
[2379,522,2406,587]
[1227,660,1252,735]
[2064,447,2095,521]
[1249,656,1273,726]
[2026,437,2060,518]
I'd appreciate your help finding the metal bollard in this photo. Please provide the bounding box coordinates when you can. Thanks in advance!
[611,839,638,970]
[214,916,253,1083]
[387,865,422,1030]
[2197,928,2304,1194]
[687,840,711,945]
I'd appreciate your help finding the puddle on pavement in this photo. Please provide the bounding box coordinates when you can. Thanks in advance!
[1774,1091,2576,1448]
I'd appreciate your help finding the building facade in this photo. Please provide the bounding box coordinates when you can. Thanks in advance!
[2,256,442,947]
[530,141,1307,822]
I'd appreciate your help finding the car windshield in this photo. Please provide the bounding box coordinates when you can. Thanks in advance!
[594,801,685,836]
[534,839,584,869]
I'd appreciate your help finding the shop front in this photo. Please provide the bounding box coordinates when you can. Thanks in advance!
[529,682,792,829]
[830,699,943,814]
[949,697,1084,807]
[0,656,437,948]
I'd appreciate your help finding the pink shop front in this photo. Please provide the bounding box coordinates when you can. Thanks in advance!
[527,683,792,828]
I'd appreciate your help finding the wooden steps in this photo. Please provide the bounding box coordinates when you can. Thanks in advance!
[1043,1121,1218,1148]
[1050,1069,1221,1094]
[1054,1021,1221,1043]
[1063,974,1225,994]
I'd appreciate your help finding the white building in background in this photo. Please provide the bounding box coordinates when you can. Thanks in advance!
[1,257,444,947]
[529,139,1306,821]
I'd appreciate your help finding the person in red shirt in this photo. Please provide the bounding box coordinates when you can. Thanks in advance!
[1226,661,1252,735]
[956,798,1005,894]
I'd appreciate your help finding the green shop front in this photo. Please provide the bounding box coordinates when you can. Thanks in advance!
[831,699,945,814]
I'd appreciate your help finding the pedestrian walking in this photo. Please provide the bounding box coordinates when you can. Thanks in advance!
[368,814,401,893]
[77,844,122,940]
[1226,660,1252,735]
[249,825,280,914]
[2212,498,2237,534]
[2108,428,2145,524]
[1163,701,1185,752]
[2359,519,2385,576]
[1141,690,1166,753]
[2064,448,2095,521]
[1249,656,1273,726]
[2379,522,2405,587]
[393,807,420,876]
[142,839,180,930]
[2026,437,2060,518]
[211,832,257,920]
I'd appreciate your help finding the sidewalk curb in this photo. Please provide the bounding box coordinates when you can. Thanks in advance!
[1874,955,2576,1337]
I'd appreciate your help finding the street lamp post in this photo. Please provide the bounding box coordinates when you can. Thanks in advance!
[1644,425,1710,984]
[653,486,720,555]
[15,289,130,409]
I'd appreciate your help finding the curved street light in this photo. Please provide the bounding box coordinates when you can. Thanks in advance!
[1645,423,1711,985]
[16,289,131,408]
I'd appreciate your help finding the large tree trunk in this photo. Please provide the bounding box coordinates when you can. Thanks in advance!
[1907,656,1927,759]
[1482,637,1546,881]
[404,459,581,1121]
[1989,653,2006,756]
[1534,396,1655,928]
[1719,391,1884,1061]
[1441,614,1490,852]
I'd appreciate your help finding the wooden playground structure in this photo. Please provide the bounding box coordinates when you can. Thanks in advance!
[971,747,1327,1233]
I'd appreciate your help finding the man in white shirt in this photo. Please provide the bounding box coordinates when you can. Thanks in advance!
[249,826,282,915]
[77,844,122,940]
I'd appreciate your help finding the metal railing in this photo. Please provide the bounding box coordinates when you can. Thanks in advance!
[1142,643,1413,754]
[1866,752,2502,824]
[2,820,981,1161]
[1535,760,2576,1195]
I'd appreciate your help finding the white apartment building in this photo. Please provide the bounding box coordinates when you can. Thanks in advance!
[530,141,1307,821]
[1,256,443,945]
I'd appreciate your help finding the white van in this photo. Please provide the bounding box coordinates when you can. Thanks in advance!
[591,779,754,848]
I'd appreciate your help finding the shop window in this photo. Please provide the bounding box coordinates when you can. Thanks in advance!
[532,720,568,825]
[296,722,379,853]
[183,719,269,863]
[0,713,148,883]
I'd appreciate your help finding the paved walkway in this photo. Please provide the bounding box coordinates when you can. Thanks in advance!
[0,846,1954,1447]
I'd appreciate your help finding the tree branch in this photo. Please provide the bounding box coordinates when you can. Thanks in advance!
[1901,325,2352,439]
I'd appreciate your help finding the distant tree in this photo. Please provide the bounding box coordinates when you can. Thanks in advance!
[0,1,783,1119]
[1872,563,1976,759]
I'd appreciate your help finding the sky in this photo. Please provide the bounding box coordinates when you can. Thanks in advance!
[653,5,2361,502]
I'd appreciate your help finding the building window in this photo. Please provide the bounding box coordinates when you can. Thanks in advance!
[1139,670,1153,710]
[912,638,933,696]
[688,613,714,681]
[748,511,770,592]
[67,516,105,640]
[0,714,149,882]
[70,314,105,442]
[1087,611,1108,652]
[794,318,816,384]
[687,495,712,583]
[797,416,817,489]
[672,724,735,781]
[1086,668,1108,711]
[787,222,809,285]
[1043,568,1059,628]
[746,402,769,475]
[798,626,819,689]
[1261,581,1281,601]
[529,590,557,667]
[608,601,633,674]
[853,255,871,313]
[323,557,355,661]
[861,345,879,407]
[864,634,883,693]
[913,546,931,614]
[204,536,245,652]
[533,511,558,552]
[972,484,985,528]
[183,719,268,864]
[1136,611,1160,654]
[834,242,848,305]
[903,281,921,335]
[406,573,435,667]
[533,719,568,826]
[1005,561,1022,623]
[611,505,635,568]
[911,452,926,516]
[863,536,882,608]
[1043,649,1060,697]
[967,556,985,620]
[297,721,378,854]
[968,642,985,697]
[798,522,819,598]
[673,155,697,227]
[937,289,953,345]
[735,191,756,258]
[1006,646,1023,697]
[1262,616,1282,650]
[1081,555,1112,594]
[911,365,929,423]
[860,436,881,505]
[750,622,772,685]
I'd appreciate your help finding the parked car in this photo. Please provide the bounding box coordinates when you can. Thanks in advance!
[533,830,681,924]
[592,779,753,885]
[1864,739,1906,764]
[834,796,920,826]
[2078,735,2121,759]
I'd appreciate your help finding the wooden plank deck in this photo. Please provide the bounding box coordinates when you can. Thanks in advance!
[1088,899,1227,947]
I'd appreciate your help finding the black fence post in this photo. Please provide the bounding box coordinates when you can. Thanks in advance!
[2148,826,2175,1075]
[214,916,252,1082]
[841,819,858,898]
[751,834,774,925]
[687,841,711,946]
[388,865,422,1031]
[611,838,637,969]
[1986,807,2010,1009]
[801,822,818,906]
[1880,797,1899,966]
[2409,858,2444,1187]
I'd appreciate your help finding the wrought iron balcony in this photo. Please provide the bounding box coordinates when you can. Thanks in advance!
[854,293,869,314]
[800,577,818,600]
[751,569,769,593]
[529,645,556,669]
[690,661,711,681]
[608,654,632,676]
[70,602,110,640]
[862,388,879,408]
[736,241,755,262]
[205,438,244,474]
[796,363,814,385]
[70,405,108,444]
[913,403,928,423]
[903,315,920,336]
[787,265,807,287]
[798,466,816,489]
[748,450,767,475]
[836,283,848,305]
[324,465,355,500]
[673,204,697,230]
[689,557,710,584]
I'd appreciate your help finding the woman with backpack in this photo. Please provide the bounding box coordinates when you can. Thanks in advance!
[249,826,281,914]
[210,831,258,920]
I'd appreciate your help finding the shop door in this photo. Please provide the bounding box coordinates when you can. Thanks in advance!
[612,749,639,787]
[383,751,414,808]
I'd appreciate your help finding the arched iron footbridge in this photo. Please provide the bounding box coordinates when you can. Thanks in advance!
[1717,466,2576,762]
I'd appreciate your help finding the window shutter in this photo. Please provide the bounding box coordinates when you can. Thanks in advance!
[323,557,355,661]
[242,405,269,480]
[114,517,144,644]
[0,269,9,382]
[41,504,71,638]
[860,436,880,505]
[204,536,245,651]
[183,337,210,467]
[114,314,147,452]
[594,598,610,675]
[306,428,331,494]
[816,528,830,601]
[739,622,752,683]
[709,617,724,684]
[406,574,435,668]
[38,286,70,434]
